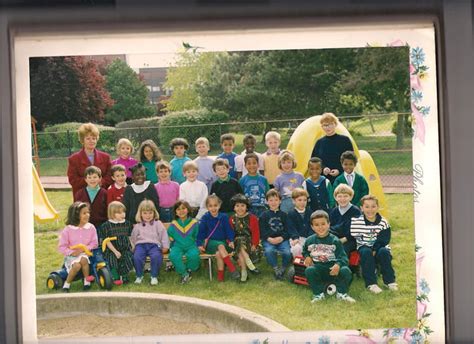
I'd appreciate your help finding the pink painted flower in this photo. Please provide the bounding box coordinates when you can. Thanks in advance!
[388,39,405,47]
[412,103,426,144]
[417,300,428,319]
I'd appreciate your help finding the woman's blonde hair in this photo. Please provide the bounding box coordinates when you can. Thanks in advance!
[136,199,159,223]
[78,123,99,144]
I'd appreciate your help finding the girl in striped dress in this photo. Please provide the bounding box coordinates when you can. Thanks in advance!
[98,201,134,285]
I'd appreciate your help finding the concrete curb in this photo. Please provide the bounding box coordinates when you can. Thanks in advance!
[37,292,290,335]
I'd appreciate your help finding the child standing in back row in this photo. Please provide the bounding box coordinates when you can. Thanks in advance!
[217,133,238,179]
[138,139,162,184]
[112,138,138,185]
[194,137,216,192]
[263,131,281,187]
[169,138,191,184]
[235,134,265,179]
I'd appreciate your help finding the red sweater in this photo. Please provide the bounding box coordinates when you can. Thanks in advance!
[67,148,113,199]
[74,188,108,229]
[107,184,125,205]
[229,213,260,247]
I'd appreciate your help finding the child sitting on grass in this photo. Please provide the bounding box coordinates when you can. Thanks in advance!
[131,200,169,286]
[303,210,355,303]
[350,195,398,294]
[259,189,292,280]
[302,157,334,213]
[98,201,133,285]
[229,194,261,282]
[58,202,98,292]
[138,139,162,184]
[167,200,200,284]
[107,164,127,205]
[74,166,107,229]
[111,138,138,185]
[333,151,369,206]
[197,194,240,282]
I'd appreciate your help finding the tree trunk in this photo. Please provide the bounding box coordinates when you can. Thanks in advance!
[368,116,375,133]
[396,112,404,149]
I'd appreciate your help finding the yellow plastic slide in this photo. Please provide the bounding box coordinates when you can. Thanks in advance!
[33,165,60,223]
[286,115,388,218]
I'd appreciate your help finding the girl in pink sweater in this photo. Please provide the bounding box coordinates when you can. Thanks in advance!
[58,202,98,292]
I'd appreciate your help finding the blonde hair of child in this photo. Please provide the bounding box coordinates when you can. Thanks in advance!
[265,131,281,142]
[360,194,379,206]
[116,138,134,155]
[195,137,210,148]
[291,187,309,199]
[107,201,126,220]
[78,123,99,144]
[183,161,199,173]
[206,194,222,207]
[333,183,354,198]
[278,150,297,169]
[320,112,339,125]
[136,200,159,223]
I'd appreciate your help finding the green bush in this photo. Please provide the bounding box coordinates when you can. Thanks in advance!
[391,114,413,137]
[159,109,230,152]
[37,122,116,158]
[115,117,162,148]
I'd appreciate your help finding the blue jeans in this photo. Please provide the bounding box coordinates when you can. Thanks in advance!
[262,240,292,269]
[359,246,395,287]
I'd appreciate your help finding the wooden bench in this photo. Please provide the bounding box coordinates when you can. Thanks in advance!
[145,254,215,281]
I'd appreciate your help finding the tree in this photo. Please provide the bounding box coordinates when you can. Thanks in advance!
[104,59,155,125]
[30,56,113,128]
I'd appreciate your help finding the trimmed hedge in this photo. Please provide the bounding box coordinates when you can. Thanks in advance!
[159,109,230,153]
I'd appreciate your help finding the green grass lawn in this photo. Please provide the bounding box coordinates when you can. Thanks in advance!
[34,192,416,331]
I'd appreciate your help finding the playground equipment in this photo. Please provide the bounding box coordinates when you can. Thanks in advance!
[286,115,388,217]
[33,165,60,223]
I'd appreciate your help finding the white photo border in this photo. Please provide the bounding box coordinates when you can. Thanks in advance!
[14,21,443,342]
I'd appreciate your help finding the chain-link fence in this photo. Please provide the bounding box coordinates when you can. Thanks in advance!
[34,113,412,192]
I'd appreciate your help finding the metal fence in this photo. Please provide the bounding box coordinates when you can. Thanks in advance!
[34,113,413,192]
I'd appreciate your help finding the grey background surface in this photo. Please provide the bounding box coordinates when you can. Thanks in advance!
[1,1,473,342]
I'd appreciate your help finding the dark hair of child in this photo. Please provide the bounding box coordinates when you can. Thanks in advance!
[139,139,162,162]
[265,188,281,200]
[340,151,358,164]
[111,164,126,175]
[308,156,323,167]
[230,193,250,209]
[66,201,90,226]
[310,209,330,224]
[130,162,146,175]
[220,133,235,144]
[243,133,256,144]
[169,138,189,151]
[212,158,230,171]
[84,165,102,177]
[172,200,193,218]
[243,152,259,164]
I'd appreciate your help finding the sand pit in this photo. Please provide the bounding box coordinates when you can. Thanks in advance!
[37,314,220,339]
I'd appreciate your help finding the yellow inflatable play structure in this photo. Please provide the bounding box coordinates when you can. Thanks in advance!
[286,115,388,218]
[33,165,60,223]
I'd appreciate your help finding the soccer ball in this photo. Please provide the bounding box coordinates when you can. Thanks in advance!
[326,283,337,295]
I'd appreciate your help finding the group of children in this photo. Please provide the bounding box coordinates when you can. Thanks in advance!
[59,113,398,304]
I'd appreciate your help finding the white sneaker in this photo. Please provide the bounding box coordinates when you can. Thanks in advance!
[367,284,382,294]
[150,277,159,285]
[336,292,356,303]
[387,282,398,291]
[134,276,143,284]
[310,293,325,303]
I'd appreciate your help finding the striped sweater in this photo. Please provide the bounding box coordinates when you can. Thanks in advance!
[350,213,391,251]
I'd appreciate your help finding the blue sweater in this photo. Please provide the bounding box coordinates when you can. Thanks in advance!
[287,207,313,239]
[197,212,234,246]
[259,209,290,241]
[329,204,361,239]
